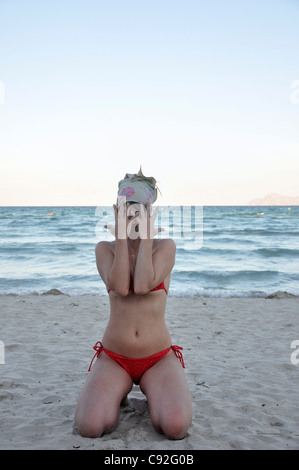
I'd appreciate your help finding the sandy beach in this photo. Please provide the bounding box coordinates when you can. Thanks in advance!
[0,291,299,450]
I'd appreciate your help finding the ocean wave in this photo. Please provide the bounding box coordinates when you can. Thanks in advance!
[175,246,299,258]
[203,229,299,237]
[172,268,283,280]
[169,288,299,298]
[254,247,299,257]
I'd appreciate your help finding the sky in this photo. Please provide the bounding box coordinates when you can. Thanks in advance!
[0,0,299,206]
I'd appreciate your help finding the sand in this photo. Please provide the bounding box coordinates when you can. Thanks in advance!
[0,292,299,450]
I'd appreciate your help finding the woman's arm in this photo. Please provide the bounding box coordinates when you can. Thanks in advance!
[95,203,131,296]
[134,239,176,296]
[133,204,175,295]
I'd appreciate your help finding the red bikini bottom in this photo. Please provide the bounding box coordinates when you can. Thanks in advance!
[88,341,185,385]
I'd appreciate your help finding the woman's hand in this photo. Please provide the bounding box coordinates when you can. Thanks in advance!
[104,201,164,240]
[104,199,127,239]
[137,203,164,239]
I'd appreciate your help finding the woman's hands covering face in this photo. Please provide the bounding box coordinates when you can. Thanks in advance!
[104,201,164,239]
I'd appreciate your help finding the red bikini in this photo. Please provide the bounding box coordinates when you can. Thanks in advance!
[90,278,184,384]
[148,281,168,294]
[88,341,185,384]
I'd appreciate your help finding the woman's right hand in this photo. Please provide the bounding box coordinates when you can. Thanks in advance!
[104,204,116,237]
[104,199,127,239]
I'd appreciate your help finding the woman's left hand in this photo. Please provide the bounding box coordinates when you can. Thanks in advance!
[138,203,164,239]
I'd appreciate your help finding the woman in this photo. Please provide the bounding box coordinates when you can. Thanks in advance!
[75,169,192,440]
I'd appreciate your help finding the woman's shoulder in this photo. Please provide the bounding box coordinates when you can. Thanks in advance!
[153,238,176,253]
[95,240,115,254]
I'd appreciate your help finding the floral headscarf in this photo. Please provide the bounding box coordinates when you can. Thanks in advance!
[117,167,158,206]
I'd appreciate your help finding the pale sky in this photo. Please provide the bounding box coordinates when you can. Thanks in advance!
[1,0,299,206]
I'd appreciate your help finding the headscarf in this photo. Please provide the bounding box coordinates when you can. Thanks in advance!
[117,167,159,206]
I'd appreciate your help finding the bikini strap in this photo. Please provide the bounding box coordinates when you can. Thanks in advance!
[88,341,104,372]
[171,345,185,368]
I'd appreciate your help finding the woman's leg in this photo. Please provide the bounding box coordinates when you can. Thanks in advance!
[140,350,192,440]
[75,352,133,438]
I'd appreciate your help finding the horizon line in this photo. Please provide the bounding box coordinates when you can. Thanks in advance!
[1,204,299,208]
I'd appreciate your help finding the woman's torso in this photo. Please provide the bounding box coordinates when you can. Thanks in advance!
[101,241,172,357]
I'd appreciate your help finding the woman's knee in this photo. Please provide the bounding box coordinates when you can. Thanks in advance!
[151,393,193,440]
[75,409,119,438]
[160,410,192,440]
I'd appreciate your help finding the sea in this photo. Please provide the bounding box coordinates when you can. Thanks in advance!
[0,205,298,298]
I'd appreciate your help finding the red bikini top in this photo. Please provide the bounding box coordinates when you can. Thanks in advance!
[107,275,168,295]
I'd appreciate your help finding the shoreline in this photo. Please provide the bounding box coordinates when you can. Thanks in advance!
[1,293,299,449]
[1,288,298,299]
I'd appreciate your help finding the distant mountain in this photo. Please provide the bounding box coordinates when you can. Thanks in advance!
[248,193,299,206]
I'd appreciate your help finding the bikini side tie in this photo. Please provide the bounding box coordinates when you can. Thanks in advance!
[171,345,185,368]
[88,341,104,372]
